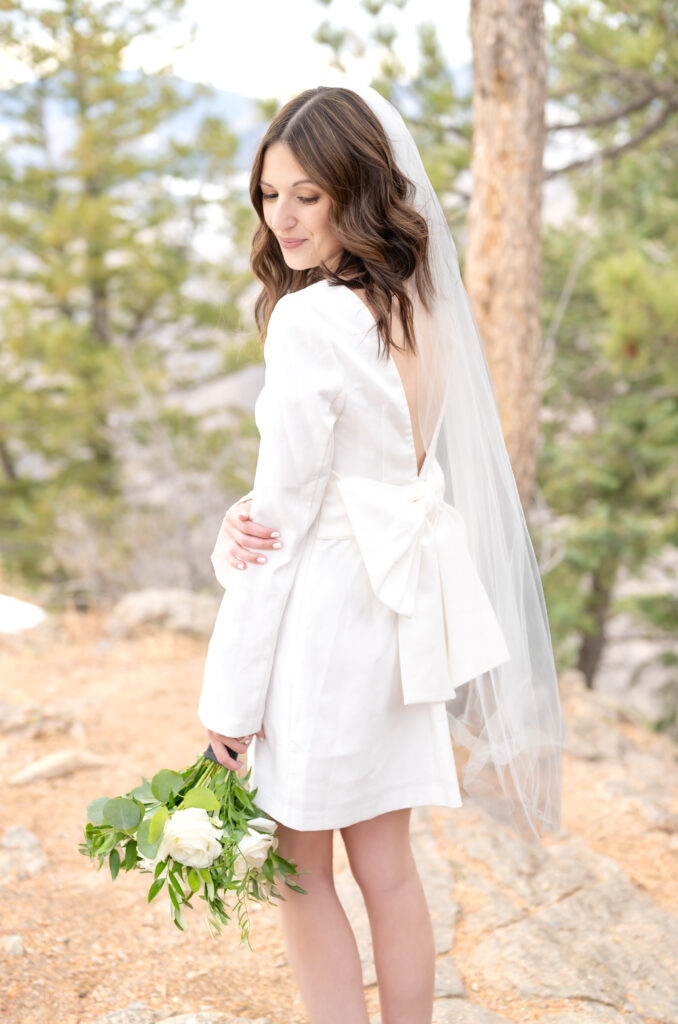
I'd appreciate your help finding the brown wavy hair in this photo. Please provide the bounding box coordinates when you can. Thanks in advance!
[249,86,432,357]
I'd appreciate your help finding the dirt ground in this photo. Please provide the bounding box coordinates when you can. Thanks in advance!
[1,613,676,1024]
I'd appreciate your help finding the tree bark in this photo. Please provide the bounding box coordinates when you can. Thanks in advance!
[465,0,546,508]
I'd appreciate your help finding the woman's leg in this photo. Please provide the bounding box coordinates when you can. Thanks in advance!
[274,822,370,1024]
[340,808,435,1024]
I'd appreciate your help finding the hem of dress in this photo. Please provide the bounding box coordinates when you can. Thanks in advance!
[252,785,464,832]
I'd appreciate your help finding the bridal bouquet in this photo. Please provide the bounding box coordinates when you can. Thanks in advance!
[79,746,305,941]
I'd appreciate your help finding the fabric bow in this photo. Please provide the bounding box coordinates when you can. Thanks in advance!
[333,461,511,704]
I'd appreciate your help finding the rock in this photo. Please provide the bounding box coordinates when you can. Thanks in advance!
[434,956,465,997]
[0,825,47,880]
[104,589,219,638]
[0,593,46,633]
[155,1016,271,1024]
[458,870,525,935]
[467,855,678,1022]
[8,748,105,785]
[539,1009,643,1023]
[432,1001,513,1024]
[558,670,635,761]
[0,613,62,652]
[0,700,76,738]
[2,824,43,851]
[92,1004,156,1024]
[373,1002,513,1024]
[4,934,24,956]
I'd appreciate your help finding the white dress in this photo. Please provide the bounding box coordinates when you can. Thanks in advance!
[198,280,511,831]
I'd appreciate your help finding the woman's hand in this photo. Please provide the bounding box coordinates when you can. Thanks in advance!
[221,498,283,571]
[206,726,266,771]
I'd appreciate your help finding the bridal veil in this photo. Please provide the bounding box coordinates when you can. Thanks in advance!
[337,83,568,841]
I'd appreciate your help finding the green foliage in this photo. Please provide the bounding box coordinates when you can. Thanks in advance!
[539,126,678,693]
[0,0,251,591]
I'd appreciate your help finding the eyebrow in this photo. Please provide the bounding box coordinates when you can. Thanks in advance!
[259,178,315,187]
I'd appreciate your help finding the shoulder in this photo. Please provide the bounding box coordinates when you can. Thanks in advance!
[264,283,346,394]
[265,281,351,362]
[270,280,350,326]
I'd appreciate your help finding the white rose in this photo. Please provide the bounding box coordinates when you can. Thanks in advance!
[156,807,223,869]
[247,816,278,835]
[232,827,277,877]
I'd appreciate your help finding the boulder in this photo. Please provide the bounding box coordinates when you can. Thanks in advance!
[104,589,219,638]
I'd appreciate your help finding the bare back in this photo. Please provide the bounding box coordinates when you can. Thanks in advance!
[353,289,426,475]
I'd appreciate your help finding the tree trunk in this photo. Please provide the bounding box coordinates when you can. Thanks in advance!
[465,0,546,509]
[576,558,618,688]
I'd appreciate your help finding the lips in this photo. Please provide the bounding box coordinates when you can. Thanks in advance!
[279,237,306,249]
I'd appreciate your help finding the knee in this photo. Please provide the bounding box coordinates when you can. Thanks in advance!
[346,844,417,899]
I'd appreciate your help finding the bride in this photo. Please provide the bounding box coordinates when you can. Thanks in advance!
[198,84,566,1024]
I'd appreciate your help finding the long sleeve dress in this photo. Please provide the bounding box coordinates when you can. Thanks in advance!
[198,279,511,831]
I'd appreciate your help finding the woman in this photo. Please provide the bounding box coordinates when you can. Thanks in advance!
[199,85,566,1024]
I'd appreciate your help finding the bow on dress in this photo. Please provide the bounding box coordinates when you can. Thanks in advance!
[329,458,511,705]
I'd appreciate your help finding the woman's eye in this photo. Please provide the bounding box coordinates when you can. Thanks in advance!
[260,192,319,204]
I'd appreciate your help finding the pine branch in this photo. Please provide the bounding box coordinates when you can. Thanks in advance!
[547,90,664,132]
[545,100,678,178]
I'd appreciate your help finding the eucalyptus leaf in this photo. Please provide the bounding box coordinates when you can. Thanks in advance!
[102,797,142,832]
[137,818,162,859]
[181,787,220,812]
[187,867,201,893]
[123,840,137,871]
[109,848,121,880]
[151,769,184,804]
[148,805,168,844]
[130,777,155,803]
[86,795,110,824]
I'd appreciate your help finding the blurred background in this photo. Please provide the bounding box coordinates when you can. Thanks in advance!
[1,0,676,733]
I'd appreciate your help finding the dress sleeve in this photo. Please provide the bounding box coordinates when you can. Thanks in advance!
[198,297,345,738]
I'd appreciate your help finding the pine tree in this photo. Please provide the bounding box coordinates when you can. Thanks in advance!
[0,0,246,592]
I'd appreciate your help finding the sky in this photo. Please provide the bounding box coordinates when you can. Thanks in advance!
[123,0,472,99]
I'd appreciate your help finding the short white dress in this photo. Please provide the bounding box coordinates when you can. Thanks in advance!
[199,280,511,830]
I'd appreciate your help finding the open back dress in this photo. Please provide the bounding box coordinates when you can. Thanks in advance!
[199,279,510,830]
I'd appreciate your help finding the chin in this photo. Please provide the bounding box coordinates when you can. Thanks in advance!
[281,252,318,271]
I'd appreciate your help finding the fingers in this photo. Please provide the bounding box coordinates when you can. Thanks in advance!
[207,730,251,771]
[222,500,283,572]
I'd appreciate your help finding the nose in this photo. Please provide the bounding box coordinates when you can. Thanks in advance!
[270,195,297,233]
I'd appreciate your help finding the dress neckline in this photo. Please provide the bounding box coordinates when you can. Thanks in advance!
[335,282,431,480]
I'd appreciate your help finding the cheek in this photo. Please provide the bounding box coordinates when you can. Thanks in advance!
[312,204,337,243]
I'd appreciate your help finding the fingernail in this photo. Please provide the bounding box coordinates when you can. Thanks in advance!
[256,556,266,564]
[236,562,245,570]
[238,512,248,520]
[270,531,280,538]
[272,542,282,549]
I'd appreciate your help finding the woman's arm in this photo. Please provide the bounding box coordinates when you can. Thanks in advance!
[198,296,345,742]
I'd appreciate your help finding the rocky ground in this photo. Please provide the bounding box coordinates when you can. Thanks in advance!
[1,611,677,1024]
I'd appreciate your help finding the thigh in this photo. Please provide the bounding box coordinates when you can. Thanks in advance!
[340,808,414,893]
[274,821,335,889]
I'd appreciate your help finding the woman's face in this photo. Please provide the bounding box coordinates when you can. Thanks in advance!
[259,142,343,272]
